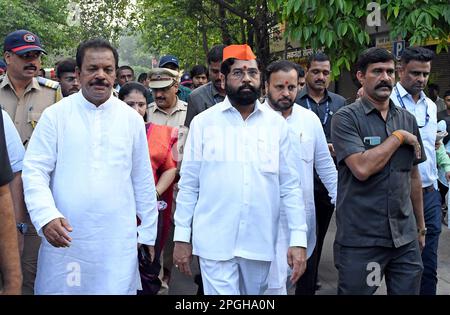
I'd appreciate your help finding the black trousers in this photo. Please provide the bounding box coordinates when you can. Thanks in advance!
[334,241,423,295]
[295,179,335,295]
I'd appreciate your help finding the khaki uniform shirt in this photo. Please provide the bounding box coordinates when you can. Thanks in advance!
[0,75,56,145]
[147,97,187,128]
[147,97,188,177]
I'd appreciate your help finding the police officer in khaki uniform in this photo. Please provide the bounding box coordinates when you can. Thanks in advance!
[1,29,58,295]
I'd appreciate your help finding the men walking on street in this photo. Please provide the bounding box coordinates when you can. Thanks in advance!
[390,46,441,295]
[22,38,158,294]
[173,45,307,295]
[331,47,426,295]
[294,52,346,294]
[264,60,337,295]
[1,29,58,294]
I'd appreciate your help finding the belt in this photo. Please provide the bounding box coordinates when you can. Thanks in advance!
[422,185,434,193]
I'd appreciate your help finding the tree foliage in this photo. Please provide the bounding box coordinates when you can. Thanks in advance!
[270,0,450,77]
[138,0,277,72]
[0,0,72,54]
[0,0,138,67]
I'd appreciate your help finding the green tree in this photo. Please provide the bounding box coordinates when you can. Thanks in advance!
[270,0,450,77]
[0,0,139,67]
[0,0,74,57]
[139,0,224,69]
[139,0,277,72]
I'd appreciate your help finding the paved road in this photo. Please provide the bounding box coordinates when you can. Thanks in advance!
[169,213,450,295]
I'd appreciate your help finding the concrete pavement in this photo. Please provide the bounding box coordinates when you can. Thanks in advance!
[314,213,450,295]
[169,213,450,295]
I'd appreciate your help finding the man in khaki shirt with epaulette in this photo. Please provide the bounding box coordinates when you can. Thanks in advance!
[1,29,58,295]
[147,67,188,128]
[146,67,188,293]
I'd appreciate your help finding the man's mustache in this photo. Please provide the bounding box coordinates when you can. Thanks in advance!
[24,65,37,71]
[155,97,166,101]
[375,82,392,90]
[238,84,256,93]
[279,96,292,102]
[90,80,109,87]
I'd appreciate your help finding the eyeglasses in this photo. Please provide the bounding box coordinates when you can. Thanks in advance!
[230,68,259,80]
[126,101,147,107]
[12,51,42,61]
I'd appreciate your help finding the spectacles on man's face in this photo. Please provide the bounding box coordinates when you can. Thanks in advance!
[230,68,259,80]
[12,51,42,61]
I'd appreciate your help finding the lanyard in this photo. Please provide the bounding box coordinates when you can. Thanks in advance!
[394,86,429,128]
[306,98,330,126]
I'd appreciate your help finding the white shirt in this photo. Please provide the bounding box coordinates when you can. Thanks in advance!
[174,97,307,262]
[265,103,337,291]
[284,104,337,257]
[22,91,158,294]
[390,82,438,188]
[2,109,25,172]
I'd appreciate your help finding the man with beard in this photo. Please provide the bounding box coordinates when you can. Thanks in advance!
[0,29,58,295]
[184,45,226,128]
[173,45,307,295]
[294,52,346,295]
[263,60,337,294]
[390,47,440,295]
[331,47,426,294]
[22,38,158,294]
[55,58,80,99]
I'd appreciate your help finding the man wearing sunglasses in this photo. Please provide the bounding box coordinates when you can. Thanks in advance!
[0,29,58,295]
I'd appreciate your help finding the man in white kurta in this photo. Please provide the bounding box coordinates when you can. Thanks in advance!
[263,61,337,295]
[22,39,157,294]
[173,45,307,295]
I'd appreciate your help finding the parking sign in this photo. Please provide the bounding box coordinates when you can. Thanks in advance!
[393,40,405,60]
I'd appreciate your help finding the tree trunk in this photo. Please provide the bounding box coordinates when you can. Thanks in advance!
[218,4,232,45]
[199,24,209,59]
[254,0,270,75]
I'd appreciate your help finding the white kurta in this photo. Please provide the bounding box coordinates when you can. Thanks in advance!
[174,97,307,262]
[3,109,25,172]
[22,91,158,295]
[266,104,337,293]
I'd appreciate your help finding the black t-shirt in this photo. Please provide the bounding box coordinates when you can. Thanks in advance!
[0,110,13,186]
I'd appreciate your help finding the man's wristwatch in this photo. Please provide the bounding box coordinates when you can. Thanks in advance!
[16,222,28,235]
[418,227,427,236]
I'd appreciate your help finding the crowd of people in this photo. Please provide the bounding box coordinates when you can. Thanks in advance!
[0,28,449,295]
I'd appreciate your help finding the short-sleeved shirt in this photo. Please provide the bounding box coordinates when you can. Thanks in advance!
[0,109,13,186]
[0,75,56,145]
[147,97,187,129]
[331,97,426,248]
[295,86,347,142]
